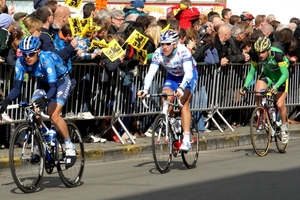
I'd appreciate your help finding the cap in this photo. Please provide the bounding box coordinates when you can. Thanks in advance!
[240,13,254,21]
[132,0,145,8]
[13,12,27,22]
[0,13,13,29]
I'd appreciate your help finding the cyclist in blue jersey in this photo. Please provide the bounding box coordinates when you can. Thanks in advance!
[0,36,76,166]
[137,30,198,151]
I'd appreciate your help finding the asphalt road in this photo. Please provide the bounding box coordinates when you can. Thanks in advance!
[1,140,300,200]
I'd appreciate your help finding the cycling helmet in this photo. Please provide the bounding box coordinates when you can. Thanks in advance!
[254,37,271,52]
[19,36,41,53]
[240,13,254,21]
[160,30,179,43]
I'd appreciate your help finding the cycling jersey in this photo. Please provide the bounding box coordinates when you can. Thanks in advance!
[143,43,198,92]
[8,51,69,101]
[15,51,68,83]
[244,47,289,89]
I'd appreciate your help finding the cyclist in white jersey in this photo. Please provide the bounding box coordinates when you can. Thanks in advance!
[137,30,198,151]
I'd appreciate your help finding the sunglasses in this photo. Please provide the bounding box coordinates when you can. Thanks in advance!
[22,52,38,58]
[160,43,172,46]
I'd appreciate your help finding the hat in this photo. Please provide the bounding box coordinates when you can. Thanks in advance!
[132,0,145,8]
[240,13,254,21]
[13,12,27,22]
[0,14,13,29]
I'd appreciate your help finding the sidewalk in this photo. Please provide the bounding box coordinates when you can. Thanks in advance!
[1,124,300,169]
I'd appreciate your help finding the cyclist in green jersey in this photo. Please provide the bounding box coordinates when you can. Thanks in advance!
[240,36,289,144]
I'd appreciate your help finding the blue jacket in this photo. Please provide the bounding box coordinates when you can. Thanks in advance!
[204,47,219,65]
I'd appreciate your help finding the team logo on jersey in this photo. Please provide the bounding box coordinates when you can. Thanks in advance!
[57,91,63,97]
[47,68,53,74]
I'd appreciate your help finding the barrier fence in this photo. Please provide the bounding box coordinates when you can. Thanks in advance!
[1,62,300,144]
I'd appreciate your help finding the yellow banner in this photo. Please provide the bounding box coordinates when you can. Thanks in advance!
[65,0,83,9]
[68,17,82,36]
[136,49,148,64]
[102,39,125,62]
[125,30,149,50]
[90,39,108,49]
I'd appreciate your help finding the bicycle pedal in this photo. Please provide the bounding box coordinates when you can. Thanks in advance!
[65,156,77,168]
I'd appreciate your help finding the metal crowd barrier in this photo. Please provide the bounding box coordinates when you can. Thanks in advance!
[1,62,300,143]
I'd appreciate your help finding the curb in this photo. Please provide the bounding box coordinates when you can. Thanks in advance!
[1,130,300,169]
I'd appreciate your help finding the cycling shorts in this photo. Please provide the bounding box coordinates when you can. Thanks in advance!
[163,71,197,93]
[32,74,72,106]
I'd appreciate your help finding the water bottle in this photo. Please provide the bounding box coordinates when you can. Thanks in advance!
[48,127,57,146]
[170,118,177,133]
[41,126,50,142]
[268,107,276,122]
[261,97,267,106]
[175,117,182,133]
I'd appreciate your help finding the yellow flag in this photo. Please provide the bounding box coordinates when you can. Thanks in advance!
[125,30,149,50]
[90,39,108,49]
[80,25,101,38]
[65,0,83,9]
[136,49,148,64]
[102,39,125,62]
[161,23,170,33]
[68,17,82,36]
[80,18,93,29]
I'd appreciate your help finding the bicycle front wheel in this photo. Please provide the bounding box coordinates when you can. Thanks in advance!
[152,113,172,173]
[9,123,44,193]
[250,107,271,157]
[181,117,199,169]
[56,122,85,187]
[275,114,289,153]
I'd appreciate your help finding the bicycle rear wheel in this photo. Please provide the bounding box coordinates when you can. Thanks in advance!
[152,113,172,173]
[182,117,199,169]
[250,107,271,157]
[9,124,44,193]
[56,122,85,187]
[275,114,289,153]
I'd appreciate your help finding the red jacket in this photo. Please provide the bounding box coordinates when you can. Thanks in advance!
[169,5,200,29]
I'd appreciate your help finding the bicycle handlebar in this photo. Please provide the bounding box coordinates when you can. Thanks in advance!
[7,103,50,119]
[141,93,183,109]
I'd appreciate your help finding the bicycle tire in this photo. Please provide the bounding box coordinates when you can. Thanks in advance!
[250,107,271,157]
[182,117,199,169]
[152,113,172,173]
[275,114,289,153]
[9,123,45,193]
[56,122,85,187]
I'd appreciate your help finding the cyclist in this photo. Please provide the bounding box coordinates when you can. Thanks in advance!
[137,30,198,151]
[240,36,289,144]
[0,36,76,166]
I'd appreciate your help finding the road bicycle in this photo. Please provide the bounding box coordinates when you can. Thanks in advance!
[247,90,289,157]
[142,93,199,173]
[8,102,85,193]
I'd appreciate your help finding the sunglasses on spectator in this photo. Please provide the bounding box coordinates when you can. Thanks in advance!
[160,43,172,46]
[22,51,38,58]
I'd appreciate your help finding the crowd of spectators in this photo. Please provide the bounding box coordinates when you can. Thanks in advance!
[0,0,300,147]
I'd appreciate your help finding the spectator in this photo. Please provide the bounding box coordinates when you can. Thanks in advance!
[0,13,13,62]
[168,19,180,33]
[214,25,231,67]
[97,9,111,26]
[36,6,78,66]
[172,0,200,30]
[34,0,47,10]
[221,8,232,25]
[290,17,300,26]
[123,0,147,20]
[240,12,254,26]
[254,14,267,30]
[108,10,125,34]
[45,0,58,14]
[83,2,97,19]
[50,6,71,36]
[21,16,43,37]
[267,14,276,23]
[229,15,240,28]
